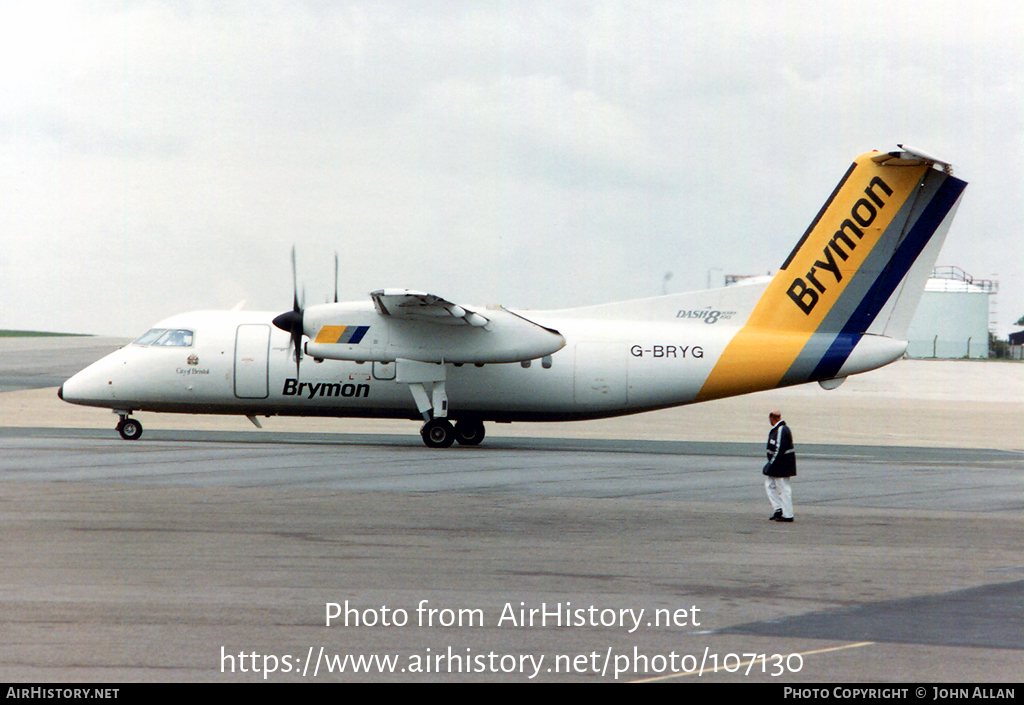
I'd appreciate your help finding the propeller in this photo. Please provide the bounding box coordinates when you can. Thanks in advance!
[272,247,305,379]
[325,254,340,304]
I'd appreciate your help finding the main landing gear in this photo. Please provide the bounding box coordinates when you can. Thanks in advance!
[116,415,143,441]
[419,418,486,449]
[399,358,486,448]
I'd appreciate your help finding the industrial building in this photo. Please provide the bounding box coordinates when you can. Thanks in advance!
[905,267,996,359]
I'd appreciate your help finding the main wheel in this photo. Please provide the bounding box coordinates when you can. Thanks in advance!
[420,418,455,448]
[117,418,143,441]
[454,419,485,446]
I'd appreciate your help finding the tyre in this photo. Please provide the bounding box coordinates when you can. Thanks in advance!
[454,419,485,446]
[118,418,143,441]
[420,418,455,448]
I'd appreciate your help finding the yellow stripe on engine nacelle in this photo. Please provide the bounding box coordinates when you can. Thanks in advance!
[696,153,929,402]
[314,325,349,344]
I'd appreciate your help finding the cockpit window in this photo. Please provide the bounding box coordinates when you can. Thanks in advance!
[133,328,194,347]
[133,329,166,346]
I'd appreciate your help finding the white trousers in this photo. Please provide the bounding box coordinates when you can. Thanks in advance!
[765,477,793,518]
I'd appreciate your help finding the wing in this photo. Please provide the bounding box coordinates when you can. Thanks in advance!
[302,291,565,364]
[370,289,491,329]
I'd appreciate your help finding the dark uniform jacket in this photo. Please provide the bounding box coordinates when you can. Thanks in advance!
[764,421,797,477]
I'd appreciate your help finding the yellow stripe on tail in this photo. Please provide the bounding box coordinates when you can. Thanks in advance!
[696,152,940,401]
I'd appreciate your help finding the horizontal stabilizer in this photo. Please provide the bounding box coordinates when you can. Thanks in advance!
[871,144,953,170]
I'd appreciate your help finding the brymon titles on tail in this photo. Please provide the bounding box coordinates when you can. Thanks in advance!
[696,146,967,401]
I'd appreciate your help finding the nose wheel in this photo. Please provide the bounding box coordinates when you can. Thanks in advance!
[116,416,143,441]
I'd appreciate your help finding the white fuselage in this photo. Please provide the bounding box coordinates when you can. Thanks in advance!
[59,306,739,423]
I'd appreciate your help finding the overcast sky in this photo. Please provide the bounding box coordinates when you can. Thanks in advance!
[2,1,1021,337]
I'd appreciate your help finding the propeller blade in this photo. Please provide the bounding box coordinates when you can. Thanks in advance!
[291,246,300,314]
[291,326,303,379]
[273,246,306,380]
[334,252,339,303]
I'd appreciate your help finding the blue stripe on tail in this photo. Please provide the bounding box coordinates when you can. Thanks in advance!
[811,174,967,381]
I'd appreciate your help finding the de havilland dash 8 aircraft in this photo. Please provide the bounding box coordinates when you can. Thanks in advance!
[60,146,967,447]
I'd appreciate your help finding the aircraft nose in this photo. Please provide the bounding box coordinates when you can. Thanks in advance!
[59,348,130,408]
[59,369,98,406]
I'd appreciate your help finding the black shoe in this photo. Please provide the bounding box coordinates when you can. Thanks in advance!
[770,510,782,521]
[777,516,794,522]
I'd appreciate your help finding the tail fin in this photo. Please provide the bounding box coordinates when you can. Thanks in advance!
[696,147,967,401]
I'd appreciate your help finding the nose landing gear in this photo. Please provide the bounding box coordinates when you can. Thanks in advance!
[116,415,143,441]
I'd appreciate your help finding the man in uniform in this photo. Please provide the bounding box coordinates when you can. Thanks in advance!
[764,410,796,522]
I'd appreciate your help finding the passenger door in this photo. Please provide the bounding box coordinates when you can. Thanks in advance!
[234,324,271,399]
